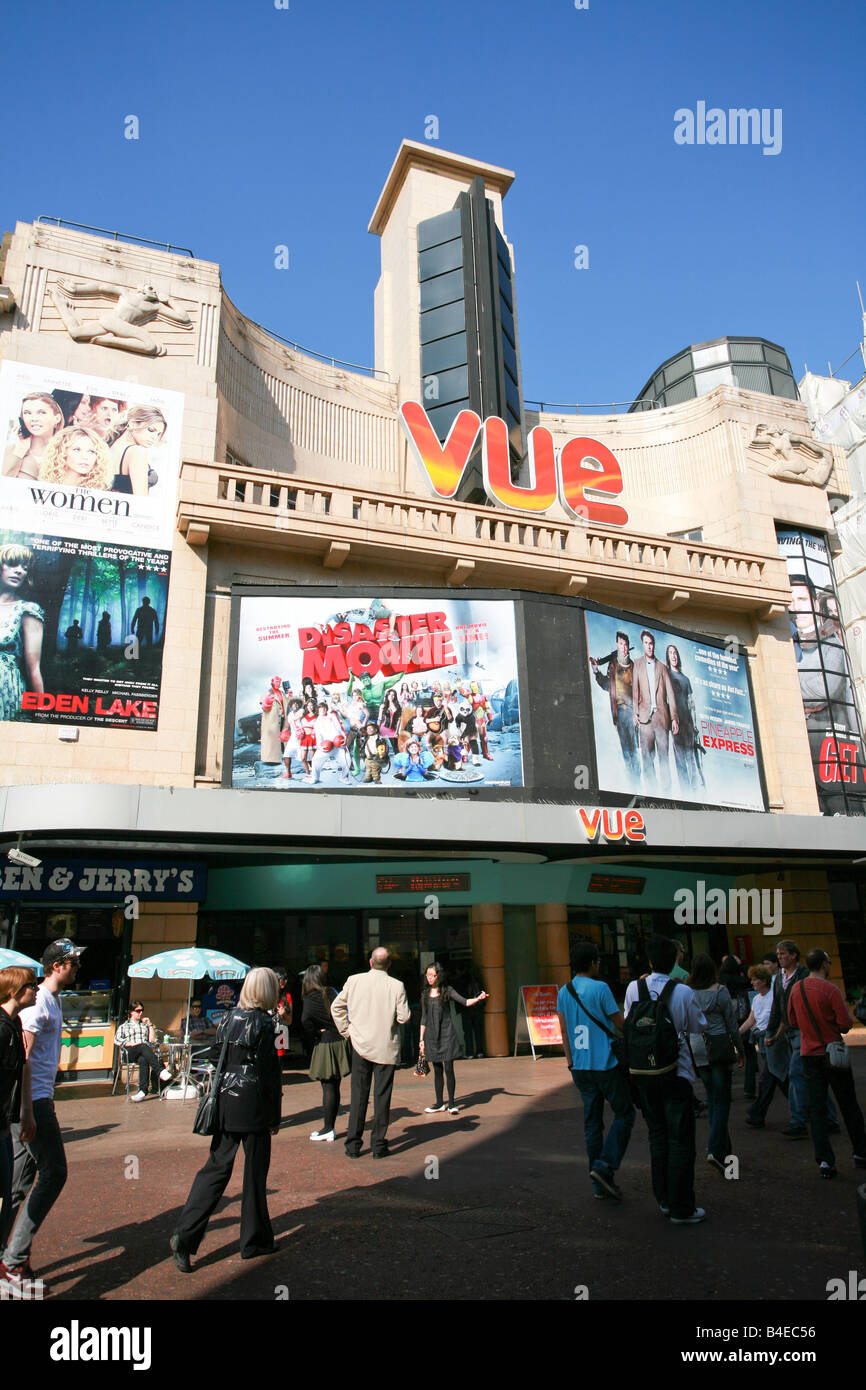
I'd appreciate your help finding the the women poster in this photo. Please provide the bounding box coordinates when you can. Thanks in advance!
[0,362,182,729]
[231,595,523,790]
[585,609,764,810]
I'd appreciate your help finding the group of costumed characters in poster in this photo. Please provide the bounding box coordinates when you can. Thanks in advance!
[233,597,523,790]
[585,610,764,811]
[0,363,182,730]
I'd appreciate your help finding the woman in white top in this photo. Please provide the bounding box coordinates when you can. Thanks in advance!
[739,964,782,1129]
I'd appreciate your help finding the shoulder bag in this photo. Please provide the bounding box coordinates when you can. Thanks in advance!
[704,990,737,1065]
[796,980,850,1071]
[192,1017,232,1135]
[565,981,628,1071]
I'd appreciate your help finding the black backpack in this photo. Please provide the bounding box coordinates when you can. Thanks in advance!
[622,978,680,1080]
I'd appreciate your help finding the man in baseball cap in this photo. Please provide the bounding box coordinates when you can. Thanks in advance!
[0,939,85,1293]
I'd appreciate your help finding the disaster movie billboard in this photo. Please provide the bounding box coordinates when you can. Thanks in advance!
[231,595,523,790]
[585,609,764,810]
[0,362,182,730]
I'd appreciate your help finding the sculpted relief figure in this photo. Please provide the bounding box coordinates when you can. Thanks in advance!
[749,423,834,488]
[49,279,193,356]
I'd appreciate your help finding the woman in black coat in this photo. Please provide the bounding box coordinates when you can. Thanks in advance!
[170,968,282,1272]
[419,962,487,1114]
[302,964,350,1142]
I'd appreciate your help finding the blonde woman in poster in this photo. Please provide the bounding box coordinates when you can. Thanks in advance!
[38,427,113,491]
[0,544,44,721]
[108,405,167,496]
[3,393,65,480]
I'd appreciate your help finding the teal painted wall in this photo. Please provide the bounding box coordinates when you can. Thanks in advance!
[204,860,735,915]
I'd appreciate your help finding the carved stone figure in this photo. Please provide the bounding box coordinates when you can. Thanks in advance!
[748,423,834,487]
[49,279,193,356]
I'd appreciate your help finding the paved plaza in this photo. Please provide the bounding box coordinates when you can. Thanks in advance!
[14,1049,866,1303]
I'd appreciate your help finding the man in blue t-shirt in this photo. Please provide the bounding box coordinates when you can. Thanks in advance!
[556,941,635,1201]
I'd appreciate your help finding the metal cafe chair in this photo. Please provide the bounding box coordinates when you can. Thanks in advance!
[111,1043,136,1102]
[189,1046,216,1097]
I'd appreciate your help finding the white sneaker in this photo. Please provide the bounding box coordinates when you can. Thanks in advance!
[425,1104,447,1113]
[669,1207,707,1224]
[448,1106,459,1114]
[130,1090,147,1103]
[309,1130,335,1142]
[159,1069,173,1081]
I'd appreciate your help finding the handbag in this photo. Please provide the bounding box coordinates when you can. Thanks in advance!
[796,981,851,1071]
[413,1052,430,1077]
[192,1021,231,1135]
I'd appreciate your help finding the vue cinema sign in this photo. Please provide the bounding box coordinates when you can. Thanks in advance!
[399,401,630,527]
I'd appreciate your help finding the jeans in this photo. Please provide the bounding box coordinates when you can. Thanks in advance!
[572,1066,635,1191]
[637,1074,697,1220]
[345,1054,395,1155]
[696,1063,733,1162]
[615,711,640,779]
[0,1128,13,1252]
[788,1031,838,1130]
[802,1056,866,1168]
[175,1128,272,1257]
[2,1099,68,1269]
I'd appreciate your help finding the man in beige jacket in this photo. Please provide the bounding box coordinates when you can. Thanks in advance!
[632,629,678,792]
[331,947,410,1158]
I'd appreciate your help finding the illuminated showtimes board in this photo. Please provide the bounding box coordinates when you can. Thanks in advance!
[376,873,471,894]
[587,874,645,896]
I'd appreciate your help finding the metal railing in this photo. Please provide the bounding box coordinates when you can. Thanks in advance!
[524,398,657,415]
[36,216,194,257]
[244,316,391,383]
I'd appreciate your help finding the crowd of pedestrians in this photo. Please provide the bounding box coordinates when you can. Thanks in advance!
[557,934,866,1223]
[2,931,865,1285]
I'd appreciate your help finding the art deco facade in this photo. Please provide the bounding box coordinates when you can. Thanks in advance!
[0,142,862,1063]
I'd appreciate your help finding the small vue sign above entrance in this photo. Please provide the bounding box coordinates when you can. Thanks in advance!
[400,402,630,527]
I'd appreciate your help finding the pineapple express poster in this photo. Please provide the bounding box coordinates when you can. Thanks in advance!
[0,527,169,730]
[231,595,523,791]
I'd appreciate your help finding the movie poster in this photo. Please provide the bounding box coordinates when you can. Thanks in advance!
[777,526,866,815]
[0,362,182,730]
[0,361,183,549]
[0,527,169,729]
[585,610,764,810]
[231,596,523,790]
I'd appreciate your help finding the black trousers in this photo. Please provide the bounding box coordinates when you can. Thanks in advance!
[175,1128,272,1257]
[637,1075,697,1220]
[749,1048,788,1122]
[126,1043,163,1094]
[345,1053,395,1155]
[432,1060,456,1106]
[803,1055,866,1168]
[320,1078,340,1132]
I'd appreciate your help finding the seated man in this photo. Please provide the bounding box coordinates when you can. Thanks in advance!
[181,999,217,1040]
[114,1002,173,1102]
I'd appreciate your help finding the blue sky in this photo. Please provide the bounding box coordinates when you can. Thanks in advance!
[4,0,865,405]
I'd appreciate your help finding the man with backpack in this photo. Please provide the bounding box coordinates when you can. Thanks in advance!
[556,942,635,1201]
[623,935,708,1224]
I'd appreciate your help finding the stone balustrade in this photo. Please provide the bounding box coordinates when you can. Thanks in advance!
[177,461,791,614]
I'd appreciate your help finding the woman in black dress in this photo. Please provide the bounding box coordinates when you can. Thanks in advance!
[302,964,350,1142]
[419,962,487,1114]
[170,967,282,1272]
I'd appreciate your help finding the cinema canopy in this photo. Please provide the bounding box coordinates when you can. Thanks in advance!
[0,140,863,1052]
